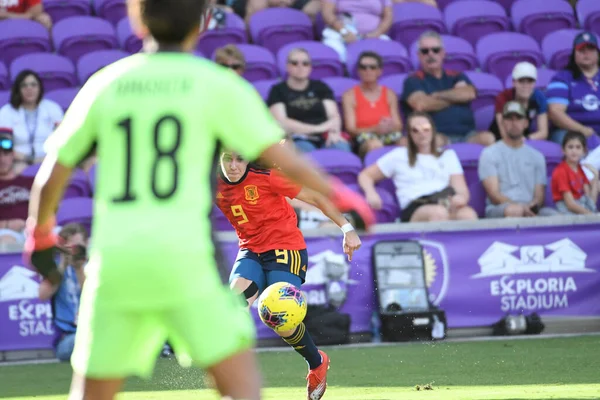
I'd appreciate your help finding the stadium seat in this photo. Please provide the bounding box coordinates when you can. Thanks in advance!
[10,53,77,91]
[211,205,234,232]
[64,169,93,199]
[464,71,503,112]
[46,87,81,112]
[409,34,478,72]
[93,0,127,26]
[346,39,411,79]
[57,197,93,233]
[89,163,96,193]
[511,0,576,45]
[43,0,91,23]
[196,12,247,60]
[0,62,8,91]
[306,149,363,185]
[221,44,278,82]
[249,8,314,55]
[77,50,129,84]
[276,41,343,80]
[541,30,600,71]
[116,17,142,54]
[495,0,519,13]
[448,142,485,217]
[363,146,398,199]
[20,163,41,177]
[53,16,119,63]
[390,2,446,49]
[504,68,557,91]
[474,104,494,132]
[379,73,407,117]
[443,0,509,47]
[0,90,8,107]
[476,32,543,82]
[252,79,280,101]
[321,76,359,113]
[525,140,563,209]
[577,0,600,36]
[0,20,52,66]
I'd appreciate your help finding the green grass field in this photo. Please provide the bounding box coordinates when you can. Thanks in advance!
[1,335,599,400]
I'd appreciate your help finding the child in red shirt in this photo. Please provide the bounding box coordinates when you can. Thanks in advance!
[551,131,599,214]
[0,0,52,29]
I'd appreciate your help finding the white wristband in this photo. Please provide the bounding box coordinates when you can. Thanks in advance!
[341,223,354,234]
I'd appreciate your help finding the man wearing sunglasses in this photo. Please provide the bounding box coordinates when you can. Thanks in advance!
[0,129,34,241]
[402,31,495,146]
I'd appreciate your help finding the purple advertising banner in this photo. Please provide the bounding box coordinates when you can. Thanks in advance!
[1,223,599,351]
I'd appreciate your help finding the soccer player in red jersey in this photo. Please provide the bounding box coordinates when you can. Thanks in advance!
[216,150,362,400]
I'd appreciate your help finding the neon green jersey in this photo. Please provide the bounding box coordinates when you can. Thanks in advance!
[45,53,284,307]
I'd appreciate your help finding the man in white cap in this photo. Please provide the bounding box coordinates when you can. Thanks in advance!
[479,101,558,218]
[489,62,549,142]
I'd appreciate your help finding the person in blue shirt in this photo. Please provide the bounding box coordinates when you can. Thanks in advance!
[547,31,600,150]
[38,223,87,361]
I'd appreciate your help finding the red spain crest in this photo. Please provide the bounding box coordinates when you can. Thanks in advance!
[244,185,259,202]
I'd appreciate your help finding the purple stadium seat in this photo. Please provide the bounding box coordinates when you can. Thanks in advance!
[64,169,92,199]
[363,146,399,197]
[20,163,41,178]
[56,197,93,232]
[77,49,129,84]
[46,87,81,112]
[53,16,118,63]
[474,104,494,132]
[464,71,503,112]
[409,34,477,72]
[476,32,543,82]
[0,20,52,66]
[93,0,127,26]
[249,8,314,55]
[444,0,509,47]
[448,142,485,216]
[10,53,77,91]
[495,0,519,13]
[542,29,600,71]
[252,79,280,101]
[276,41,343,80]
[577,0,600,33]
[0,90,9,107]
[218,44,278,82]
[116,17,142,54]
[379,73,407,118]
[505,68,557,91]
[346,39,411,79]
[43,0,91,23]
[88,163,96,193]
[197,12,247,60]
[346,183,399,223]
[511,0,576,45]
[527,140,563,168]
[0,62,8,91]
[306,149,362,185]
[390,3,446,48]
[321,76,359,114]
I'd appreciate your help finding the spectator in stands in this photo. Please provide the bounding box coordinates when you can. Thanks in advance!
[342,51,402,158]
[0,129,34,245]
[321,0,393,62]
[547,31,600,149]
[402,31,494,147]
[212,0,320,22]
[0,0,52,29]
[490,62,548,142]
[268,48,349,152]
[214,44,246,77]
[551,131,598,214]
[479,101,558,218]
[0,70,63,174]
[392,0,437,6]
[39,223,88,361]
[358,112,477,222]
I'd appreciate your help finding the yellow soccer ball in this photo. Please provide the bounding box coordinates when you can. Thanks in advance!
[257,282,307,333]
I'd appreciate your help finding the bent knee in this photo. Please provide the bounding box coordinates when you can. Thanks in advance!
[504,203,525,217]
[455,206,478,220]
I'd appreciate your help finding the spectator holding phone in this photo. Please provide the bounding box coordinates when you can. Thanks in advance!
[478,101,558,218]
[38,223,88,361]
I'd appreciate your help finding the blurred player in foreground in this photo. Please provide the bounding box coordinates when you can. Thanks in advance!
[23,0,375,399]
[217,151,363,400]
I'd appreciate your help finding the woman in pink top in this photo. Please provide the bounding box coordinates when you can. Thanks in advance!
[321,0,393,61]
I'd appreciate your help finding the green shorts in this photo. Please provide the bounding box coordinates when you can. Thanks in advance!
[71,283,255,379]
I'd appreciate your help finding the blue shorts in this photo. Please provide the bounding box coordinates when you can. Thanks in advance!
[229,249,308,294]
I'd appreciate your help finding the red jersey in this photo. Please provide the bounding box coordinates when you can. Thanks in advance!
[551,161,590,202]
[216,167,306,253]
[0,0,40,13]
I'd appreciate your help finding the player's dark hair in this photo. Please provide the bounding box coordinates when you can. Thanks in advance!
[141,0,209,44]
[406,112,440,167]
[10,70,44,109]
[357,51,383,68]
[562,131,587,152]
